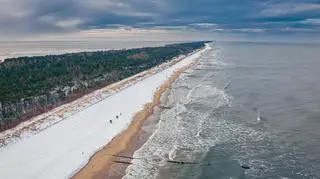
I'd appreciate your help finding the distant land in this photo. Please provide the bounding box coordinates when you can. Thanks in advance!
[0,40,183,63]
[0,41,208,132]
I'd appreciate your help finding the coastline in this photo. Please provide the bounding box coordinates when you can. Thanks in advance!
[72,49,204,179]
[0,44,209,179]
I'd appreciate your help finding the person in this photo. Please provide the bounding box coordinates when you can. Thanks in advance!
[109,120,112,123]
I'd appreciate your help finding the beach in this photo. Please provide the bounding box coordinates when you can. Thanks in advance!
[72,48,204,179]
[0,44,210,179]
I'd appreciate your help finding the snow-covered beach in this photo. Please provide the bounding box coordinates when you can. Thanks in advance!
[0,44,210,179]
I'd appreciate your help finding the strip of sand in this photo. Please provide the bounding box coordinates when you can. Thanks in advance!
[72,50,204,179]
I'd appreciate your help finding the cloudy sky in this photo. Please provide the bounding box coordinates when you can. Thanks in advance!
[0,0,319,42]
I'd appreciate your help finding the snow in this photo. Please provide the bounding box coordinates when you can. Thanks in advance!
[0,52,190,147]
[0,44,210,179]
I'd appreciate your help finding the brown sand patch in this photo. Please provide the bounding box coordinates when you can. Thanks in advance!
[72,55,202,179]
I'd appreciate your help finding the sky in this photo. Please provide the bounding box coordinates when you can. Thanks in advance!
[0,0,319,42]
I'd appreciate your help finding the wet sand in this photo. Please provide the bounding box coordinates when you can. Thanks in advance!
[72,55,202,179]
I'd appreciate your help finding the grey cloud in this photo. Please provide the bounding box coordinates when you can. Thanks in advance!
[0,0,319,39]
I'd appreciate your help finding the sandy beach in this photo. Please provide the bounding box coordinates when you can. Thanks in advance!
[72,53,202,179]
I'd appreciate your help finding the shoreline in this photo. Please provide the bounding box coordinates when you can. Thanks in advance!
[72,49,204,179]
[0,44,209,179]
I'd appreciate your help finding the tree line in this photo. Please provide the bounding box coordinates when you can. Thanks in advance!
[0,41,208,131]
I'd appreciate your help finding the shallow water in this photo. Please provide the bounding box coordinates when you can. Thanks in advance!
[124,42,320,179]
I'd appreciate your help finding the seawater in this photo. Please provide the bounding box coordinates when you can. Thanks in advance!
[124,42,320,179]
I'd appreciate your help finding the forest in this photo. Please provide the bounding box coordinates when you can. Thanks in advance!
[0,41,207,131]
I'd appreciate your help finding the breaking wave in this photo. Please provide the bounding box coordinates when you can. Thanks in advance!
[123,45,267,179]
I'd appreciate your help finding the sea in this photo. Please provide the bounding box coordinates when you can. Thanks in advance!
[124,42,320,179]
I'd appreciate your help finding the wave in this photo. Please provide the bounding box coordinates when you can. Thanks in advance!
[124,85,232,179]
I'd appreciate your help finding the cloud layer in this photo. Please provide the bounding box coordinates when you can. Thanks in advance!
[0,0,319,40]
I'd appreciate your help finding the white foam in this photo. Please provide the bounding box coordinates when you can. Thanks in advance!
[124,44,270,179]
[124,46,224,179]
